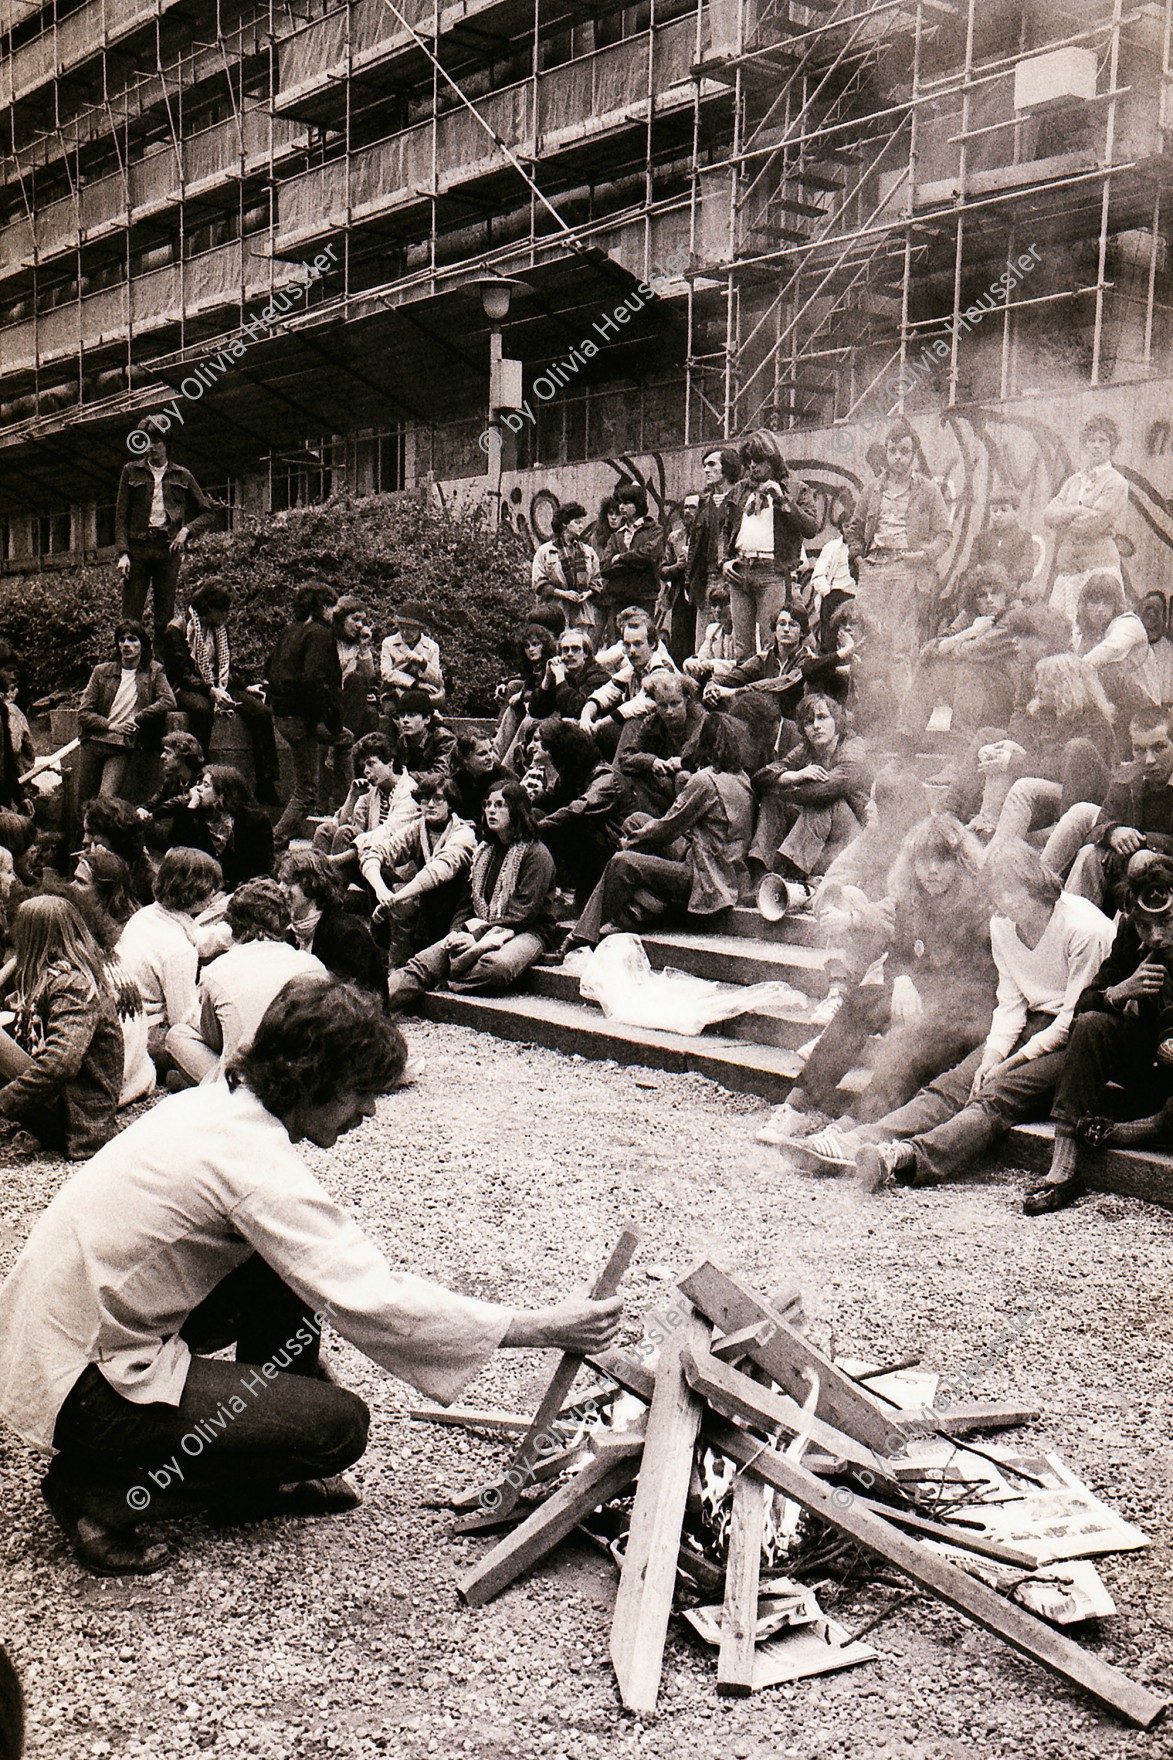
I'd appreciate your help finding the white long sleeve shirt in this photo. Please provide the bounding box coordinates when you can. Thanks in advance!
[116,903,201,1033]
[0,1082,512,1451]
[984,893,1116,1064]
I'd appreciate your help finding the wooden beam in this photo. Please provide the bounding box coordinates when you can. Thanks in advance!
[711,1321,776,1364]
[717,1356,773,1697]
[679,1261,895,1455]
[683,1347,1167,1729]
[586,1348,656,1403]
[415,1383,621,1438]
[457,1435,645,1608]
[683,1344,899,1487]
[610,1308,709,1715]
[491,1227,641,1521]
[851,1499,1039,1568]
[894,1401,1043,1438]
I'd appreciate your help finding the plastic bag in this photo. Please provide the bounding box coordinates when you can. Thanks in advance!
[578,933,809,1036]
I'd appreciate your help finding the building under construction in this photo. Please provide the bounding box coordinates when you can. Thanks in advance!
[2,0,1173,570]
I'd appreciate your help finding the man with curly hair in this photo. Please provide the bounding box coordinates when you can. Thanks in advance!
[0,975,622,1577]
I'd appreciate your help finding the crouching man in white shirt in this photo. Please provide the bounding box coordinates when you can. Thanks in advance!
[0,973,622,1577]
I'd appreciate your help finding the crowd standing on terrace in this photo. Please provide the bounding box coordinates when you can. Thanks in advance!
[0,408,1170,1598]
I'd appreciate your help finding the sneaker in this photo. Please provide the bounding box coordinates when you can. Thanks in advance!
[755,1102,812,1146]
[796,1127,861,1169]
[855,1139,915,1192]
[805,987,844,1027]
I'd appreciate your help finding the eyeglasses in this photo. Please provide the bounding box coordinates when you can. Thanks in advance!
[559,643,586,653]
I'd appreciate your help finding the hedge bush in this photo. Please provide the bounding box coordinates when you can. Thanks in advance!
[0,494,533,715]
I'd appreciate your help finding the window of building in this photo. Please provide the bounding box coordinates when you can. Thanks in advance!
[35,509,73,556]
[352,428,406,495]
[94,502,118,547]
[268,441,334,512]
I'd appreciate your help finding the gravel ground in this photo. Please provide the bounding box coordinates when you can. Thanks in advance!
[2,1017,1173,1759]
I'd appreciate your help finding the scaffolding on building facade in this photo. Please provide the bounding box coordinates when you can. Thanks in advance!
[1,0,1172,539]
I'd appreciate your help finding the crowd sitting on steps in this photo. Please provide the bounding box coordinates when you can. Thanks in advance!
[0,414,1169,1232]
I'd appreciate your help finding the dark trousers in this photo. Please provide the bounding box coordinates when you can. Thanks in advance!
[861,1013,1063,1184]
[572,849,692,945]
[799,982,990,1123]
[273,716,323,845]
[122,541,183,644]
[381,879,466,967]
[387,928,545,1006]
[47,1255,369,1532]
[1051,1008,1173,1131]
[232,690,280,801]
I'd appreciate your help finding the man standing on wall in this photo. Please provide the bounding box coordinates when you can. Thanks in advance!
[1043,415,1130,635]
[686,448,741,648]
[845,417,952,672]
[115,434,217,645]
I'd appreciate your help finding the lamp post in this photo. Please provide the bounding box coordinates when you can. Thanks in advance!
[475,275,528,520]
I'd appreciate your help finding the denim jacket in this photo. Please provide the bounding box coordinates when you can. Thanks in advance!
[114,462,217,551]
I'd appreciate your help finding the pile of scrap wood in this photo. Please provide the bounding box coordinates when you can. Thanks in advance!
[412,1244,1168,1731]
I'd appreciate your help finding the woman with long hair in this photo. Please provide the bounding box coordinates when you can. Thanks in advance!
[564,713,753,949]
[961,651,1116,843]
[492,622,559,766]
[76,621,176,803]
[0,893,124,1159]
[387,781,558,1006]
[761,815,997,1146]
[157,763,273,889]
[808,839,1116,1185]
[1073,570,1159,725]
[748,691,873,893]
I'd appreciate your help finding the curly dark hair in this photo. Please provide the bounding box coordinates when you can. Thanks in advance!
[232,974,406,1115]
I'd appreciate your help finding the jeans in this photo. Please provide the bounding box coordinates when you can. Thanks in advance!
[47,1255,369,1531]
[1051,1008,1173,1131]
[387,928,546,1005]
[798,982,990,1123]
[726,558,791,661]
[273,716,323,845]
[862,1013,1063,1184]
[572,849,692,945]
[75,742,131,803]
[122,541,183,644]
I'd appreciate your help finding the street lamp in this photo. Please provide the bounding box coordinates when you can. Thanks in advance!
[474,276,529,514]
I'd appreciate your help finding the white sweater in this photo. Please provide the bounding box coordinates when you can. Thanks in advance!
[985,892,1116,1064]
[0,1082,512,1451]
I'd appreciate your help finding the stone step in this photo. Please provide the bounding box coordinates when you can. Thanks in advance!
[415,988,803,1101]
[634,926,834,996]
[720,905,824,947]
[1005,1122,1173,1213]
[527,965,817,1051]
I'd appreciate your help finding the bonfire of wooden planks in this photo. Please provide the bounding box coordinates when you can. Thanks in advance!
[414,1248,1168,1733]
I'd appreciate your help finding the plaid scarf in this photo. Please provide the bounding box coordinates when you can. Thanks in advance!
[469,837,529,921]
[186,607,231,691]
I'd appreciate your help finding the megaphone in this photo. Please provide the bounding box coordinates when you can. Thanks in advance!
[756,873,808,921]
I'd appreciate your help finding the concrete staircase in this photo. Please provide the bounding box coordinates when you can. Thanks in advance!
[417,902,1173,1212]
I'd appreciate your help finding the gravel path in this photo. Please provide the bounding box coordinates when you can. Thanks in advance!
[2,1017,1172,1759]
